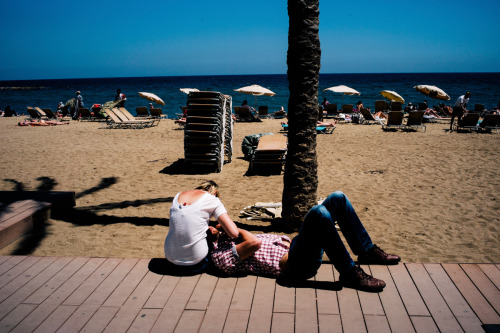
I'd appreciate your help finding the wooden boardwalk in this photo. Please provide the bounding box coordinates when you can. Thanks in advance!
[0,256,498,332]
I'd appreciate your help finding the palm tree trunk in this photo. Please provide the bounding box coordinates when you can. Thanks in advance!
[282,0,321,229]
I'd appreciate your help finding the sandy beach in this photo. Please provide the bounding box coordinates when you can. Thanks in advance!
[0,116,499,263]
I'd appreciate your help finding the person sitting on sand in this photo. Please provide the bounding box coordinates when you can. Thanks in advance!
[209,191,401,292]
[163,180,240,275]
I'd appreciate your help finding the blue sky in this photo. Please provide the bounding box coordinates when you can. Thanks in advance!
[0,0,499,80]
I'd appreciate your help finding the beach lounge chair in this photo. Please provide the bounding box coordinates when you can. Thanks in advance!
[136,106,150,118]
[478,114,500,133]
[250,134,287,174]
[359,108,383,125]
[342,104,353,113]
[150,107,166,119]
[474,104,486,113]
[103,109,153,129]
[405,111,426,132]
[117,107,158,126]
[258,106,270,119]
[390,102,403,112]
[235,106,254,122]
[26,107,44,120]
[382,111,405,131]
[281,123,334,134]
[272,109,287,119]
[33,107,54,120]
[454,112,480,132]
[324,104,338,119]
[375,100,389,113]
[78,108,93,121]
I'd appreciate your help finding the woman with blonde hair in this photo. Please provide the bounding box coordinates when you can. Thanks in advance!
[164,180,240,274]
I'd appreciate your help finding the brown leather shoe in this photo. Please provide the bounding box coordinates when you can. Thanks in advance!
[340,265,386,292]
[357,244,401,265]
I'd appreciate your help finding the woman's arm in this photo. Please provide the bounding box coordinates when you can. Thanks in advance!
[217,213,239,238]
[234,229,262,260]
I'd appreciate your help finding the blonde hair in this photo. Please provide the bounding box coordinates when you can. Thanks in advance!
[195,180,220,197]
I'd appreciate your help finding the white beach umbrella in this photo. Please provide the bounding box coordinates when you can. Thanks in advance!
[138,92,165,106]
[413,85,450,101]
[180,88,200,94]
[380,90,405,104]
[323,85,361,105]
[234,84,276,108]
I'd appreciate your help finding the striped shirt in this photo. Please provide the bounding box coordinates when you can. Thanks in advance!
[211,234,290,277]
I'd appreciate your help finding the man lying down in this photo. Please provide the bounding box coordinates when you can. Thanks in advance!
[208,191,400,292]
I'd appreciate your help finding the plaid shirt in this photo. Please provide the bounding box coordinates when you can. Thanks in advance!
[211,234,290,277]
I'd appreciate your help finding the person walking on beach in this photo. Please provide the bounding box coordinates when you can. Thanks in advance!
[73,91,84,120]
[114,89,127,107]
[209,191,401,292]
[163,180,240,275]
[450,92,470,131]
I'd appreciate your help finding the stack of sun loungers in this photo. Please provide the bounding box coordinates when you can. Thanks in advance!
[184,91,233,172]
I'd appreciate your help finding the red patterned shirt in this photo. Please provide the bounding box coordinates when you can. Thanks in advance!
[211,234,290,277]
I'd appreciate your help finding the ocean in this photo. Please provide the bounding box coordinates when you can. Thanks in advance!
[1,73,499,118]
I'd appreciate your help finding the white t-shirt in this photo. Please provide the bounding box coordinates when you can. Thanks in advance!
[164,192,227,265]
[454,95,469,108]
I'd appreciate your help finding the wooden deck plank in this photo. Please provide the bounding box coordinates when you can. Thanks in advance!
[83,257,139,305]
[364,314,392,333]
[358,265,385,316]
[0,303,37,332]
[461,264,500,314]
[247,276,275,333]
[443,263,500,324]
[315,263,339,315]
[271,312,294,333]
[199,277,238,333]
[80,306,120,332]
[186,273,218,311]
[23,257,88,304]
[102,258,149,307]
[0,256,39,290]
[223,310,250,332]
[273,282,295,313]
[295,286,319,333]
[0,256,29,279]
[406,263,464,333]
[103,270,162,333]
[174,310,205,333]
[144,274,181,309]
[370,265,416,332]
[478,264,500,289]
[318,314,342,333]
[0,257,59,319]
[337,282,366,333]
[424,263,484,333]
[389,263,429,316]
[32,304,77,333]
[228,275,256,311]
[8,304,57,333]
[56,304,100,333]
[410,316,440,333]
[150,274,201,333]
[62,257,122,306]
[127,308,162,333]
[43,257,105,306]
[0,256,11,265]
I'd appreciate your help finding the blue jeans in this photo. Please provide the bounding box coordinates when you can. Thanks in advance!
[164,257,209,276]
[287,191,374,279]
